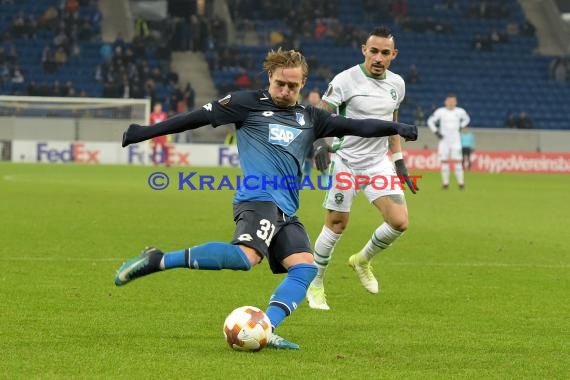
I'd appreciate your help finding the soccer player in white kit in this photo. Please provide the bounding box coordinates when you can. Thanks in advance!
[307,27,419,310]
[427,94,470,190]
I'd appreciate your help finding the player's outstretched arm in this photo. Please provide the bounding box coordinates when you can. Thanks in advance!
[324,115,418,141]
[122,108,211,147]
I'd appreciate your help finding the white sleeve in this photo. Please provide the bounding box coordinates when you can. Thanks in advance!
[321,74,347,109]
[459,108,471,128]
[395,75,406,111]
[427,109,440,133]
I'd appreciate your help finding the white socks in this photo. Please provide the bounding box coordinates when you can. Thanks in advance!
[357,222,403,262]
[312,225,342,287]
[441,162,450,186]
[442,162,465,187]
[454,161,464,186]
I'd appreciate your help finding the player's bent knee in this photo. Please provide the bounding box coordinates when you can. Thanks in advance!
[326,217,349,234]
[388,218,409,232]
[282,252,315,269]
[238,245,263,268]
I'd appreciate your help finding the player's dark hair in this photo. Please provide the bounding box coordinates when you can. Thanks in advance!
[368,26,395,46]
[446,93,457,99]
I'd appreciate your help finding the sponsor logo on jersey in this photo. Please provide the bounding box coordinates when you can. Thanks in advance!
[268,123,302,146]
[203,103,212,111]
[295,112,305,126]
[237,234,253,242]
[218,94,231,105]
[262,111,274,117]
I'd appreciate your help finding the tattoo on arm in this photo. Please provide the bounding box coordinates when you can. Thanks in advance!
[389,135,402,153]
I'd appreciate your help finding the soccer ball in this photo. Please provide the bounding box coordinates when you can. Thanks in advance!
[223,306,271,352]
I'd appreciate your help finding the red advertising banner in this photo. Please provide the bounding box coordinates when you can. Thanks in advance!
[404,150,570,174]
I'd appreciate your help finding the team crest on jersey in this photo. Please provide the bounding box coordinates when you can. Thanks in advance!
[218,94,231,106]
[268,123,302,146]
[334,193,344,205]
[390,89,397,101]
[295,112,306,126]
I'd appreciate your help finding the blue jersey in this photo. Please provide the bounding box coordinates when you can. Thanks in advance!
[203,90,341,216]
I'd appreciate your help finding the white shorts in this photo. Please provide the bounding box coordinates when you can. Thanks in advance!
[323,155,405,212]
[438,142,462,161]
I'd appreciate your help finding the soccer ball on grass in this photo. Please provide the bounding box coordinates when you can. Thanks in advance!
[223,306,271,352]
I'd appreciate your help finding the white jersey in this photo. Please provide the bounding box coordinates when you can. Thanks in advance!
[322,64,405,168]
[427,107,470,145]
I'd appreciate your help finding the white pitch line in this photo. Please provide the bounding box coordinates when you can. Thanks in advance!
[3,174,20,181]
[384,261,570,269]
[0,257,123,262]
[0,257,568,268]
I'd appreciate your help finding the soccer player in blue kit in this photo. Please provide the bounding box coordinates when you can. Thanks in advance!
[115,48,418,350]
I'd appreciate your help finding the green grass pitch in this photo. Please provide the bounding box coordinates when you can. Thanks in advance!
[0,162,568,379]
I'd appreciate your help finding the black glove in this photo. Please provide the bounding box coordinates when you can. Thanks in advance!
[395,123,418,141]
[394,159,419,194]
[122,123,145,147]
[435,131,443,140]
[313,139,334,172]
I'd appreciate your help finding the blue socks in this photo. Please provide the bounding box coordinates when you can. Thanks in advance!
[266,263,317,329]
[162,242,251,271]
[162,245,318,329]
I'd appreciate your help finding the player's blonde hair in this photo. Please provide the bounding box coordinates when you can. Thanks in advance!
[263,48,308,79]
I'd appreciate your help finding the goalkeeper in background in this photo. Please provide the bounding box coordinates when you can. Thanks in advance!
[307,26,418,310]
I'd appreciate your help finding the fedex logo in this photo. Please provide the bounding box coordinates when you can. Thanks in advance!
[268,124,302,146]
[128,144,190,165]
[219,146,240,167]
[37,143,100,163]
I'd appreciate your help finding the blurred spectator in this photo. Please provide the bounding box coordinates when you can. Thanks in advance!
[184,82,196,110]
[520,20,536,37]
[65,0,79,13]
[304,88,321,107]
[472,34,493,51]
[26,80,38,96]
[406,64,421,84]
[506,20,519,36]
[11,66,24,83]
[135,18,149,38]
[270,30,285,46]
[549,57,568,82]
[64,81,76,97]
[166,64,179,85]
[54,46,68,66]
[100,43,113,62]
[504,112,517,128]
[234,69,252,89]
[489,29,508,44]
[413,105,426,126]
[314,20,327,39]
[516,112,534,129]
[52,80,63,96]
[42,51,58,73]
